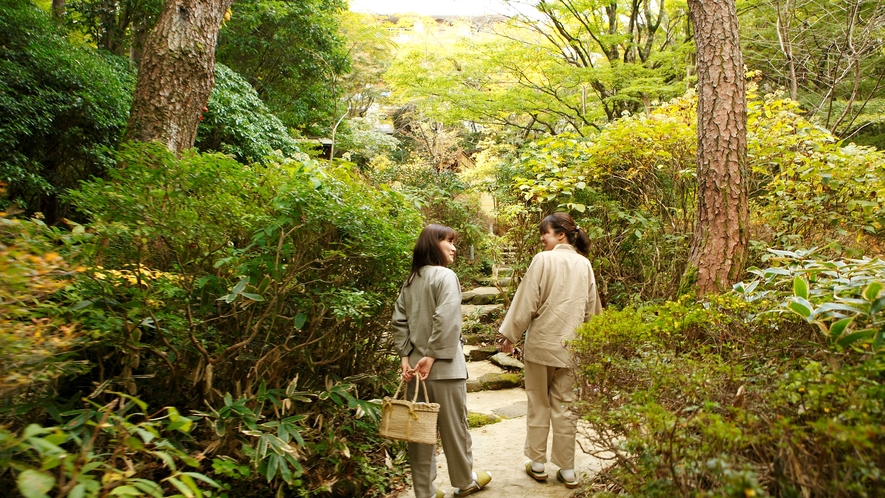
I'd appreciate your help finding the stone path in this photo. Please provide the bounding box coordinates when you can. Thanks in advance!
[392,347,609,498]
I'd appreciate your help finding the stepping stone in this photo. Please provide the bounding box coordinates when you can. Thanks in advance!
[468,346,498,361]
[477,372,521,390]
[461,304,504,323]
[461,287,503,305]
[490,353,524,371]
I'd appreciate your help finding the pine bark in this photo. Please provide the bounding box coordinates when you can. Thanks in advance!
[124,0,233,153]
[684,0,749,295]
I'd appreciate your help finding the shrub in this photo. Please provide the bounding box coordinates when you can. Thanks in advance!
[0,0,134,221]
[56,143,421,495]
[571,254,885,497]
[195,64,304,165]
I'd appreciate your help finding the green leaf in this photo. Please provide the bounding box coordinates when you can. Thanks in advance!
[130,479,164,498]
[787,297,814,320]
[165,476,195,498]
[69,483,87,498]
[793,276,809,299]
[232,277,249,295]
[294,312,307,330]
[870,296,885,316]
[828,317,853,340]
[17,469,54,498]
[182,472,221,488]
[837,329,875,348]
[167,418,193,433]
[816,303,864,316]
[863,282,883,301]
[241,292,264,301]
[109,485,142,496]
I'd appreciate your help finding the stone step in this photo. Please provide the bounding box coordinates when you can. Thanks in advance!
[461,286,504,305]
[464,345,523,393]
[461,304,504,323]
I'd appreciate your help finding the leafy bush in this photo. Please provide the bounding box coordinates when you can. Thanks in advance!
[0,190,89,403]
[195,64,304,165]
[0,0,134,220]
[492,89,885,305]
[54,142,420,495]
[571,252,885,497]
[366,160,492,284]
[0,393,218,498]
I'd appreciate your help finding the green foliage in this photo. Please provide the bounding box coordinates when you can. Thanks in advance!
[0,198,90,401]
[0,393,218,498]
[740,0,885,139]
[491,89,885,304]
[53,142,420,495]
[217,0,350,134]
[0,0,135,219]
[572,274,884,496]
[366,160,491,283]
[195,64,303,165]
[736,248,885,353]
[65,0,163,57]
[748,92,885,255]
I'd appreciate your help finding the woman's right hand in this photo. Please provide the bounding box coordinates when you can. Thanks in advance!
[401,357,415,382]
[500,337,514,354]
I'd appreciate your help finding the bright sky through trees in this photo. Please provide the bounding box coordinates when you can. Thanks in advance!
[350,0,514,16]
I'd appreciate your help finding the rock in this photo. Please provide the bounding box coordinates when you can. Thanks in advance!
[466,378,483,393]
[478,372,521,390]
[469,346,498,362]
[490,353,524,371]
[461,304,504,323]
[462,286,502,305]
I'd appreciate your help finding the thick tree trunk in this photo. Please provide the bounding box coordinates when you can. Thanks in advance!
[51,0,65,18]
[124,0,233,153]
[683,0,748,295]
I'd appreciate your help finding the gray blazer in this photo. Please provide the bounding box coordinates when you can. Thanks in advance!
[391,265,467,380]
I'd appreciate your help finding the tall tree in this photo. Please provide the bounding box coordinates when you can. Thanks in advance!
[215,0,349,134]
[66,0,164,62]
[740,0,885,139]
[51,0,65,18]
[683,0,748,294]
[508,0,692,121]
[124,0,233,153]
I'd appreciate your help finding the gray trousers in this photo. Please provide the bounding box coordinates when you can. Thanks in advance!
[523,359,577,470]
[406,378,474,498]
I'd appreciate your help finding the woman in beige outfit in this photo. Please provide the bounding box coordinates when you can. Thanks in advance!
[391,224,491,498]
[498,213,602,489]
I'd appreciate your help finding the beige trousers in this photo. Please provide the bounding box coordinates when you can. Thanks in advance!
[523,359,578,470]
[406,378,474,498]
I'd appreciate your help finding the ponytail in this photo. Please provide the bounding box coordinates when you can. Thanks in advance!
[540,212,590,257]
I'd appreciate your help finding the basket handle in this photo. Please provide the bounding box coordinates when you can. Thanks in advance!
[391,375,431,404]
[410,376,431,404]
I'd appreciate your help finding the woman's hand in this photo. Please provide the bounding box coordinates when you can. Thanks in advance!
[401,357,415,382]
[413,356,435,380]
[500,337,514,354]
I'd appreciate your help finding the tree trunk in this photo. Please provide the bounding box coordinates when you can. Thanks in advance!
[124,0,233,153]
[683,0,748,295]
[51,0,65,18]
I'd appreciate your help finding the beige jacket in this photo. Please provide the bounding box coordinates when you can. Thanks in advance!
[391,265,467,380]
[499,244,602,368]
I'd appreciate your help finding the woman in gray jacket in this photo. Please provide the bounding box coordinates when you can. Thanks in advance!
[391,224,491,498]
[498,213,603,489]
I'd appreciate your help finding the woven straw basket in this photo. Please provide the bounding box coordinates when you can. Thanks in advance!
[379,376,440,444]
